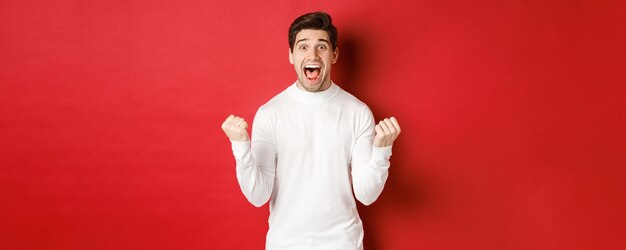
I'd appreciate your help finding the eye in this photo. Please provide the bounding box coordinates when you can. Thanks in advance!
[318,44,327,50]
[299,45,308,51]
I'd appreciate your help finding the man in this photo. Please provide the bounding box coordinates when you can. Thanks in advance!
[221,12,401,250]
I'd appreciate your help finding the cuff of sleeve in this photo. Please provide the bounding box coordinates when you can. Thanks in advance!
[371,145,392,166]
[230,140,251,158]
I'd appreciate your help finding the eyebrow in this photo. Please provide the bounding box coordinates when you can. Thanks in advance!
[295,38,331,46]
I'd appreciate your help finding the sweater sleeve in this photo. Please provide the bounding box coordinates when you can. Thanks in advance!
[231,109,276,207]
[350,106,392,206]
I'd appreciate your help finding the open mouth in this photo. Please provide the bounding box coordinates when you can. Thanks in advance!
[303,64,321,81]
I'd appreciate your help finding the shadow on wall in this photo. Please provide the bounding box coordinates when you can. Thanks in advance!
[337,29,431,249]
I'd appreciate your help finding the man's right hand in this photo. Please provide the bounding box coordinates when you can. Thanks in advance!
[221,114,250,142]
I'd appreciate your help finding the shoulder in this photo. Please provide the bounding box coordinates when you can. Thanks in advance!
[254,84,296,123]
[257,85,291,113]
[334,85,376,133]
[335,84,371,113]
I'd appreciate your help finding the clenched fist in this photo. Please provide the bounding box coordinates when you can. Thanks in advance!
[373,117,401,147]
[221,114,250,142]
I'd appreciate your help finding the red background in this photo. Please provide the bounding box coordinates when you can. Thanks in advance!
[1,0,625,249]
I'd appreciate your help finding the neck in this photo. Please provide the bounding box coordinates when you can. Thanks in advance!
[287,81,340,104]
[296,80,332,92]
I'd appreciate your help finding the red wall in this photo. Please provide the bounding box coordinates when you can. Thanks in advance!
[1,0,625,249]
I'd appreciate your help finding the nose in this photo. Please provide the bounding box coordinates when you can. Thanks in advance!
[306,47,319,59]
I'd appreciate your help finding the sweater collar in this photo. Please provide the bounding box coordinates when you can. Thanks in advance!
[286,81,340,104]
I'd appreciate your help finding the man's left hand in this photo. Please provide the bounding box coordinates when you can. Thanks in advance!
[373,117,401,147]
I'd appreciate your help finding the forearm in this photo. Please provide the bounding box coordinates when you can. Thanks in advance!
[351,145,392,205]
[231,140,275,207]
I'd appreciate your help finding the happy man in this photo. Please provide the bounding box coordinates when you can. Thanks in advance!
[221,11,401,250]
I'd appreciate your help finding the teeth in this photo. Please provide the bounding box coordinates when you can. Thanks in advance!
[304,65,321,69]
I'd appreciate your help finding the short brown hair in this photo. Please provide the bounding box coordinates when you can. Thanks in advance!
[288,12,338,52]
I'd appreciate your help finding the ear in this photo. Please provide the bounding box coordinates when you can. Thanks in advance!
[289,48,294,64]
[331,47,339,64]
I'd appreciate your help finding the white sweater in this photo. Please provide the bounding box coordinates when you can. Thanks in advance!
[230,82,392,250]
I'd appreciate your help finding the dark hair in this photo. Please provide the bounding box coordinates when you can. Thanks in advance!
[288,12,338,52]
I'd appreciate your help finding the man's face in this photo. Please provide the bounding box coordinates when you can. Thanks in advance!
[289,29,338,92]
